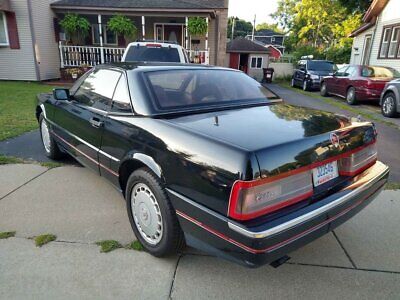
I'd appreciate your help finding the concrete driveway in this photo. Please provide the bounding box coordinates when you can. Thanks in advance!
[0,163,399,299]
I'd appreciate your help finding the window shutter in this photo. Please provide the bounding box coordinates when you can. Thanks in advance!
[53,18,60,43]
[5,12,19,49]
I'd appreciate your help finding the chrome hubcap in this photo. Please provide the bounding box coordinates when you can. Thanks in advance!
[383,97,394,114]
[131,183,163,245]
[41,120,51,153]
[321,84,326,93]
[303,81,307,90]
[347,90,354,102]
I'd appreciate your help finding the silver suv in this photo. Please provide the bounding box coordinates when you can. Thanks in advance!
[381,79,400,118]
[122,41,188,63]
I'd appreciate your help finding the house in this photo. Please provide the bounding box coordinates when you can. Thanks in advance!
[0,0,229,81]
[245,29,285,57]
[227,37,269,81]
[349,0,400,71]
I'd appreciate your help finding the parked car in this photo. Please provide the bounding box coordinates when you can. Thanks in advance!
[291,59,336,91]
[320,65,400,105]
[36,63,389,268]
[380,78,400,118]
[122,41,189,63]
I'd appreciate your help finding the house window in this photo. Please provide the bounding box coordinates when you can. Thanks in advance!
[388,26,400,58]
[91,24,117,46]
[379,27,391,58]
[251,56,263,69]
[362,35,372,65]
[0,12,9,46]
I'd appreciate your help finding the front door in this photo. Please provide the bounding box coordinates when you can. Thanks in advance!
[52,69,121,172]
[229,53,240,69]
[164,25,183,45]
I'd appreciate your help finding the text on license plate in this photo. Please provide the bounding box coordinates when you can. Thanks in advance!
[312,161,339,187]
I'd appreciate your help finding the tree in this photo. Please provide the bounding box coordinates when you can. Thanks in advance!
[256,22,284,34]
[338,0,372,13]
[227,17,253,39]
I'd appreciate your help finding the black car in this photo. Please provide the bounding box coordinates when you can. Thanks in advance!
[291,59,336,91]
[36,63,389,268]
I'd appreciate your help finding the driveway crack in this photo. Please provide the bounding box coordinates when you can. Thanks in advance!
[168,253,183,299]
[332,230,357,269]
[0,169,50,201]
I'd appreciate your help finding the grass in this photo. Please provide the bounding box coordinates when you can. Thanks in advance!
[126,240,144,251]
[277,81,400,130]
[34,234,56,247]
[385,182,400,191]
[0,81,54,141]
[0,231,16,239]
[0,155,25,165]
[96,240,122,253]
[39,161,64,169]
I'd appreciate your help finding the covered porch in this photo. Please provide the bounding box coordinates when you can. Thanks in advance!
[52,11,213,67]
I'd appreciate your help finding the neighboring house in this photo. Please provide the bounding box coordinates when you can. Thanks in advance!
[245,29,285,56]
[350,0,400,71]
[0,0,229,81]
[227,37,269,81]
[0,0,60,81]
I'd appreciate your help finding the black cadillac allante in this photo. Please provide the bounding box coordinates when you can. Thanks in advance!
[36,63,389,268]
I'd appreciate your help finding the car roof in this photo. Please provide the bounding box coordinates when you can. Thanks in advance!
[96,62,231,72]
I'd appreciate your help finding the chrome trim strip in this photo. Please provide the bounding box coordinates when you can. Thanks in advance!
[228,161,389,239]
[46,117,120,162]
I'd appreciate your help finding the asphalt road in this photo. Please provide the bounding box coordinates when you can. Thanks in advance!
[266,83,400,183]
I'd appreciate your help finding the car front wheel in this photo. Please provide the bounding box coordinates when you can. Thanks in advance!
[320,82,329,97]
[291,78,296,88]
[303,80,309,91]
[39,113,62,159]
[346,87,357,105]
[126,168,185,256]
[381,92,398,118]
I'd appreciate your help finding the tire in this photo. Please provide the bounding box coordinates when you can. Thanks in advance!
[302,80,309,91]
[320,82,329,97]
[381,92,399,118]
[126,168,185,257]
[291,78,296,88]
[346,87,357,105]
[39,113,62,160]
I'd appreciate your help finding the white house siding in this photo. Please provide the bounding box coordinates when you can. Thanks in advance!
[30,0,60,80]
[350,27,374,65]
[0,0,37,81]
[368,0,400,70]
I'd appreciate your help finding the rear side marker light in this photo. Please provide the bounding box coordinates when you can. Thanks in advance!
[228,171,313,221]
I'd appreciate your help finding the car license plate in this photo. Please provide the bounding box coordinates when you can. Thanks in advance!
[312,161,339,187]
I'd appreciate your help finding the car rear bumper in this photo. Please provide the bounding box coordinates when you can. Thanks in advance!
[168,161,389,268]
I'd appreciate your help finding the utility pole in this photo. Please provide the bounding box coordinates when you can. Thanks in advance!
[252,14,256,41]
[231,17,235,40]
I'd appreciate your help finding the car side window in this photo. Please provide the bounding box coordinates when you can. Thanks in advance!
[74,69,121,111]
[111,74,133,113]
[335,66,349,77]
[346,66,358,77]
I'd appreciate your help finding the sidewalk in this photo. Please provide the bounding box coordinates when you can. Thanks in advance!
[1,164,399,299]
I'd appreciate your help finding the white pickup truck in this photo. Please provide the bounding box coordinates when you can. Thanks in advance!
[121,41,189,63]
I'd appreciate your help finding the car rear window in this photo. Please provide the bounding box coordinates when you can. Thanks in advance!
[124,45,180,62]
[361,66,400,78]
[308,61,335,72]
[143,69,279,112]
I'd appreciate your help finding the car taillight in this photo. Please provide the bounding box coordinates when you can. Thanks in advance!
[339,143,377,176]
[228,171,313,221]
[145,43,162,48]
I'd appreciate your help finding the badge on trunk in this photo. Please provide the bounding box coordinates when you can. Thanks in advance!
[330,133,340,148]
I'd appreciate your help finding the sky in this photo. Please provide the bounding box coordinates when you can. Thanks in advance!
[228,0,279,25]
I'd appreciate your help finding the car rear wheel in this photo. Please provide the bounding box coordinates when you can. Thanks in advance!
[291,78,296,88]
[39,113,62,160]
[381,92,398,118]
[302,80,309,91]
[346,87,357,105]
[126,168,185,256]
[320,82,329,97]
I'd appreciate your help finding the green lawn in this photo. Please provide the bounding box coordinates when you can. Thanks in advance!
[0,81,54,141]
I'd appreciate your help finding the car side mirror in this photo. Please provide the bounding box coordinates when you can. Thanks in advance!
[53,88,70,101]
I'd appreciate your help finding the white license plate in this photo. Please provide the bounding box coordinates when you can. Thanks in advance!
[312,161,339,187]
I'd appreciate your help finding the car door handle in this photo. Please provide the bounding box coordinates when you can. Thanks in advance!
[89,117,103,128]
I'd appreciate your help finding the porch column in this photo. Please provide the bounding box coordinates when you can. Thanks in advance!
[185,17,189,50]
[205,17,209,64]
[98,14,105,64]
[142,16,146,40]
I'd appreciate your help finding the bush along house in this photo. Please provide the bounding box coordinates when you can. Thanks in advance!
[350,0,400,72]
[0,0,229,81]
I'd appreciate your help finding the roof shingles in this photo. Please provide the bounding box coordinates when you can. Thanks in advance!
[227,37,269,53]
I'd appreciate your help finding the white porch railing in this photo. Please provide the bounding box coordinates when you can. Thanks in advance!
[59,42,125,67]
[187,49,209,65]
[59,42,210,67]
